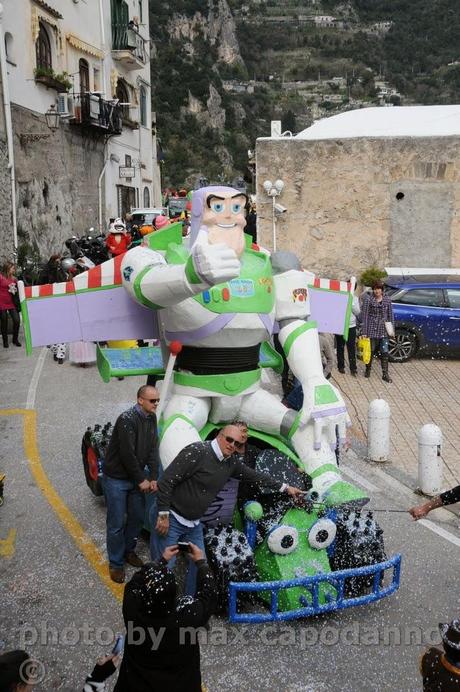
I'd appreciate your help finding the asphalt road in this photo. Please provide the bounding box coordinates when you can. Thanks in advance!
[1,345,460,691]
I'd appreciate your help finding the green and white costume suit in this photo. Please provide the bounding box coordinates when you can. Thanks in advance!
[121,232,363,505]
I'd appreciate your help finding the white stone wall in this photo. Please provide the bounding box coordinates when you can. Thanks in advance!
[13,103,105,257]
[0,71,13,262]
[256,136,460,278]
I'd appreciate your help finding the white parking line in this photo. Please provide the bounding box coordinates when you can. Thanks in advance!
[26,348,48,409]
[418,518,460,548]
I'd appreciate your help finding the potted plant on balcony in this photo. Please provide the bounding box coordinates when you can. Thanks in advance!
[34,67,72,93]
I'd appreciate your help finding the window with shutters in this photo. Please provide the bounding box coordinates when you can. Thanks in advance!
[36,22,52,70]
[111,0,129,50]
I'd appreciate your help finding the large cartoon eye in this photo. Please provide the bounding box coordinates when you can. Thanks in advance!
[210,201,224,213]
[267,525,299,555]
[231,202,242,214]
[308,519,336,550]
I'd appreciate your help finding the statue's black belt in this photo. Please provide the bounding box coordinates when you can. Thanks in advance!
[175,345,260,375]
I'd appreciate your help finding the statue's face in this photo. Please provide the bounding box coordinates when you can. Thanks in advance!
[202,191,247,257]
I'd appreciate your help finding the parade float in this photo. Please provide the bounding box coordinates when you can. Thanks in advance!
[19,186,401,622]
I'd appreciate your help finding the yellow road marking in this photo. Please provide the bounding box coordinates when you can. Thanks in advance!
[0,409,123,601]
[0,528,17,558]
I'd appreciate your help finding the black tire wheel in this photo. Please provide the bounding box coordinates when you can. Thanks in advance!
[389,328,417,363]
[81,438,103,497]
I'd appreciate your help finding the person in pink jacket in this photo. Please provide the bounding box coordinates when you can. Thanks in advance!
[0,261,21,348]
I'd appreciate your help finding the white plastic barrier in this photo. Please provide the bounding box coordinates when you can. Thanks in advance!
[418,423,443,496]
[368,398,391,462]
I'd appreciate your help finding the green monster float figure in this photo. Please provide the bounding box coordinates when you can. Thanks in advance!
[252,505,339,611]
[121,185,365,507]
[201,445,393,621]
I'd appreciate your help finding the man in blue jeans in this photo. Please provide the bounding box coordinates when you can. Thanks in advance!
[103,385,160,583]
[154,424,304,595]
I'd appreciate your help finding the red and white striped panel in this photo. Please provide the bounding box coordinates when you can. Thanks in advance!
[23,281,74,299]
[311,277,352,292]
[73,254,123,291]
[21,255,124,300]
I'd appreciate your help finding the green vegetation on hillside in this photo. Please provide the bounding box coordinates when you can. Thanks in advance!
[342,0,460,103]
[150,0,460,186]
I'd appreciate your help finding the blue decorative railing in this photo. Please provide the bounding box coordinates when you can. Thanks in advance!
[228,554,402,623]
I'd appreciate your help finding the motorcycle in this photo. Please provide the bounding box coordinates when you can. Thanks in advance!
[65,228,108,267]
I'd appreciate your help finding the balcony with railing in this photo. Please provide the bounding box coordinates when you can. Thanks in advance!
[71,93,123,136]
[111,23,148,71]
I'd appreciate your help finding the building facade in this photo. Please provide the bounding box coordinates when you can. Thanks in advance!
[1,0,161,259]
[256,107,460,278]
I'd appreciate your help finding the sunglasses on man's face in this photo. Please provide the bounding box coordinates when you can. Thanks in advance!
[143,398,160,404]
[223,435,245,450]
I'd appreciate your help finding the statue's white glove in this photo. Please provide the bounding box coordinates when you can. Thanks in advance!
[189,243,240,286]
[298,379,351,451]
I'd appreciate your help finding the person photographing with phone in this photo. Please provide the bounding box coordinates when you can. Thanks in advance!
[114,543,215,692]
[153,424,304,595]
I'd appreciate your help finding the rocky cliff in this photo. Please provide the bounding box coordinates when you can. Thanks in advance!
[150,0,256,186]
[150,0,460,187]
[167,0,242,65]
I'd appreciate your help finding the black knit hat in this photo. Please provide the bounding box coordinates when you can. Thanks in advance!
[138,562,177,616]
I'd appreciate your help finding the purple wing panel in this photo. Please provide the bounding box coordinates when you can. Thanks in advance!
[27,294,82,346]
[77,287,158,341]
[309,288,351,336]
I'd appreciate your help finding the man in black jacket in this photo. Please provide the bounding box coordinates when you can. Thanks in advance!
[114,543,215,692]
[154,424,303,594]
[103,385,160,583]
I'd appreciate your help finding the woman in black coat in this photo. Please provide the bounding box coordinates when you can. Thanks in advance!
[114,543,216,692]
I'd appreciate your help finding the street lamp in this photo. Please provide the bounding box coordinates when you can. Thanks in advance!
[19,104,61,144]
[247,149,256,194]
[263,179,285,252]
[44,104,60,132]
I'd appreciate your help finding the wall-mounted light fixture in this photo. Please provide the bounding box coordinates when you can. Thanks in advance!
[45,104,60,132]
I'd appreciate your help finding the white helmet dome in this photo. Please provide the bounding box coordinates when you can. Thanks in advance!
[113,217,126,231]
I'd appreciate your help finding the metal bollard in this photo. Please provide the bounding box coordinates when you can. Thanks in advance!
[418,424,443,496]
[368,398,391,462]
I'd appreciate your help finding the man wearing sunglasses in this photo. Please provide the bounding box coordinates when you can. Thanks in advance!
[103,385,160,583]
[154,424,303,595]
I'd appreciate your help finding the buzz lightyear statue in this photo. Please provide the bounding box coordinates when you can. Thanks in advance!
[121,186,362,506]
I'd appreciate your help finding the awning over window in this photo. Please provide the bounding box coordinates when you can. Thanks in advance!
[66,33,103,59]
